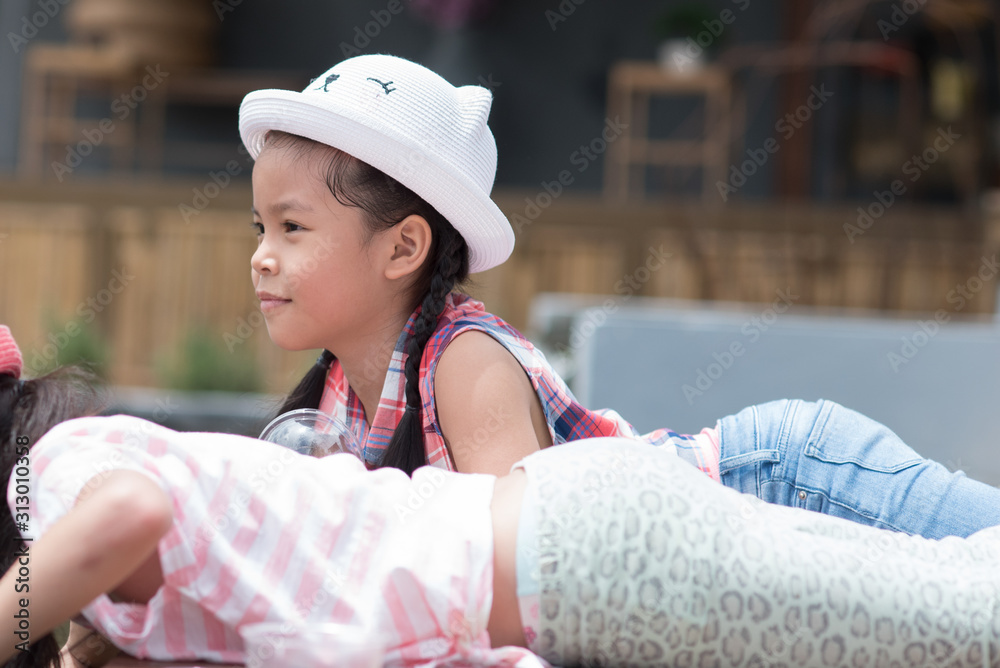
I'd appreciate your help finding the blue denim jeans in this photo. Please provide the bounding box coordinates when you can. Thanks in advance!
[717,398,1000,539]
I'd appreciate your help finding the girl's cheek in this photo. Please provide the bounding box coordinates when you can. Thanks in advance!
[290,260,323,289]
[287,266,311,292]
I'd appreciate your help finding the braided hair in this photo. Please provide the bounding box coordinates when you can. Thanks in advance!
[267,132,470,474]
[379,228,468,474]
[1,367,105,668]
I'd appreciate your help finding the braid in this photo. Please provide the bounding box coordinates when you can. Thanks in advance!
[275,350,334,417]
[379,233,468,475]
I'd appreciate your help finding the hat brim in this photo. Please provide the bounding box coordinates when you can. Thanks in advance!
[240,89,513,273]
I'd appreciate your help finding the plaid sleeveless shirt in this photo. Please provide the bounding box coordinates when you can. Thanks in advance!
[319,293,719,479]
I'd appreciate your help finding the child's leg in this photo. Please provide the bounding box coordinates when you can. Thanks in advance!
[517,439,1000,667]
[716,398,1000,539]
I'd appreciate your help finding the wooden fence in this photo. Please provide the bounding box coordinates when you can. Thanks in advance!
[1,180,997,391]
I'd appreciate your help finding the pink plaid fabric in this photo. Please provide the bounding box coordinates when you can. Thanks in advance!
[19,414,547,666]
[319,294,721,479]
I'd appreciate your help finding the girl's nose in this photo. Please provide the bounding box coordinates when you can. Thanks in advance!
[251,240,277,275]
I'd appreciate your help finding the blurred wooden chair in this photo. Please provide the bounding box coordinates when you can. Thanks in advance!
[603,61,734,204]
[19,0,216,178]
[19,43,144,178]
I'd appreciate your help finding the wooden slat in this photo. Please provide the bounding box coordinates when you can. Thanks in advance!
[0,186,996,391]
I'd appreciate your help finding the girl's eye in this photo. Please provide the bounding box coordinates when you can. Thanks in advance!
[283,222,304,233]
[251,222,264,236]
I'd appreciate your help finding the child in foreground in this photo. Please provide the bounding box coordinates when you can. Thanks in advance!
[4,327,1000,668]
[242,53,1000,541]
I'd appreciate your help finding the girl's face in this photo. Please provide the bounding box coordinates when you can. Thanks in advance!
[250,146,387,352]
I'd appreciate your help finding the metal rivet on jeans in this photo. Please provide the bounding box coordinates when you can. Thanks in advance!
[798,490,807,500]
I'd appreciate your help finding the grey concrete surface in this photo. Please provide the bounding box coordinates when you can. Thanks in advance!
[532,294,1000,486]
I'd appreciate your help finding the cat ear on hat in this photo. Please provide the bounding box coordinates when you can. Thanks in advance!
[455,85,493,125]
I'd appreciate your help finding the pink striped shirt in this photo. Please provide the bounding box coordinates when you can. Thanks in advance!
[15,415,546,666]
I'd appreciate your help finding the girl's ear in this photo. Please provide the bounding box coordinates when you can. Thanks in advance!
[383,214,433,281]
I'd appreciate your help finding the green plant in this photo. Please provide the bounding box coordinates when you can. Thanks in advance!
[654,3,719,40]
[158,327,261,393]
[34,314,110,379]
[658,3,735,51]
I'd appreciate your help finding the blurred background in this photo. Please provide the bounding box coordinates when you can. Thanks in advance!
[1,0,1000,465]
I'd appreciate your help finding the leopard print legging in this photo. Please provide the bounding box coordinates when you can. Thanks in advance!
[515,438,1000,667]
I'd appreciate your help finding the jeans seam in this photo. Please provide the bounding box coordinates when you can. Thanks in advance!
[752,404,762,498]
[804,398,834,456]
[772,399,804,482]
[794,485,908,534]
[803,455,923,473]
[718,450,780,471]
[804,399,923,472]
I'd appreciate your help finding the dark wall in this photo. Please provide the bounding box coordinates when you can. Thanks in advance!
[213,0,781,192]
[0,0,782,194]
[20,2,989,202]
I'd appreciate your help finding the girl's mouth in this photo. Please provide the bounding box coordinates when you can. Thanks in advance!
[260,298,290,312]
[257,291,291,312]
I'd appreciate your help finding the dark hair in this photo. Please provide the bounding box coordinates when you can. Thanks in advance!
[266,132,470,475]
[1,367,105,668]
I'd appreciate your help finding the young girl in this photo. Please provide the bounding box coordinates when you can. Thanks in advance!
[4,326,1000,668]
[240,53,1000,539]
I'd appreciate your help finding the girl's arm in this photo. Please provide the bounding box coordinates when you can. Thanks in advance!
[435,331,552,476]
[0,470,173,665]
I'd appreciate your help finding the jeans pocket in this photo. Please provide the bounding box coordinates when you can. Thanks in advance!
[718,448,780,475]
[803,400,922,474]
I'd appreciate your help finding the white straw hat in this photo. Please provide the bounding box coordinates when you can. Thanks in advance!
[239,54,514,273]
